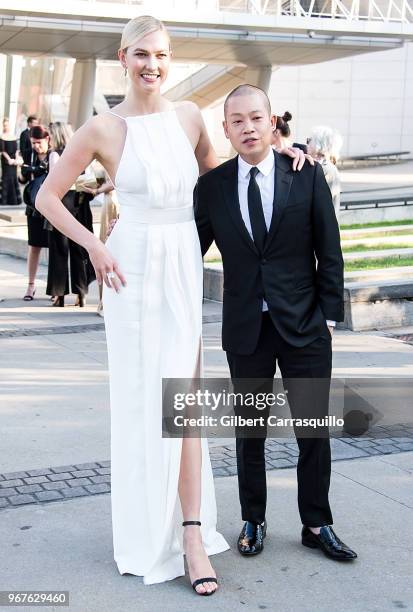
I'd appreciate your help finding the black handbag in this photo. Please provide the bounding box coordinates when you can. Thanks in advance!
[23,152,49,217]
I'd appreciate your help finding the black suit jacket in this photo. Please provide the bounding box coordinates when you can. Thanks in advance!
[194,150,344,355]
[19,129,32,164]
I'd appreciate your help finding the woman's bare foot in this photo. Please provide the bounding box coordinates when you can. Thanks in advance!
[183,524,217,595]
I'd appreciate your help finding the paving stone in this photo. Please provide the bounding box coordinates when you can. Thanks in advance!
[84,483,110,494]
[0,479,24,488]
[42,481,69,491]
[374,442,397,453]
[266,442,291,452]
[0,498,7,508]
[362,447,383,455]
[73,462,101,470]
[347,440,377,448]
[266,451,290,460]
[284,443,299,450]
[26,468,52,477]
[72,470,96,478]
[330,439,369,460]
[267,458,295,469]
[394,442,413,451]
[211,460,229,469]
[223,457,238,466]
[35,490,63,502]
[48,472,73,481]
[391,437,413,444]
[209,453,228,461]
[23,476,50,485]
[50,466,76,474]
[212,468,230,477]
[0,488,17,498]
[66,478,92,487]
[371,444,400,454]
[1,471,29,480]
[8,494,36,505]
[15,484,43,494]
[61,487,87,498]
[97,461,111,468]
[89,475,111,484]
[224,466,238,476]
[95,467,111,475]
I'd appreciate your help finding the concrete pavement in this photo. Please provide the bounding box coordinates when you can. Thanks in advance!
[1,252,413,611]
[0,451,412,612]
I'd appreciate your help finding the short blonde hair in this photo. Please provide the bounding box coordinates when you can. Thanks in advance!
[120,15,170,52]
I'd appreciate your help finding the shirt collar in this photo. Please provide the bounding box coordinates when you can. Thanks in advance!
[238,147,275,179]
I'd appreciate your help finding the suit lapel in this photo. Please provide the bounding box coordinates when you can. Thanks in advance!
[221,156,259,256]
[264,150,293,250]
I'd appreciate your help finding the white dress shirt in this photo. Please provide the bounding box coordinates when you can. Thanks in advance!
[237,148,336,327]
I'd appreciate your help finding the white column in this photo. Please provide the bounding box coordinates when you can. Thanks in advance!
[68,59,96,130]
[3,55,24,133]
[244,65,272,93]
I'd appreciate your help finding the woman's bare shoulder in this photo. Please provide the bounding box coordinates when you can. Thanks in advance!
[78,112,123,138]
[174,100,202,119]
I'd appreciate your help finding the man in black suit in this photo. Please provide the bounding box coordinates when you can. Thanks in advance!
[194,85,356,562]
[19,115,39,164]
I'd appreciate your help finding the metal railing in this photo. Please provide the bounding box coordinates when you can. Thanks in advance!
[81,0,413,23]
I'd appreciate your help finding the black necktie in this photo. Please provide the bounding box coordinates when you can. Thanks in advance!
[248,167,267,253]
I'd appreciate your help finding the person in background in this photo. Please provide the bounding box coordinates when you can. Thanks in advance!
[84,167,119,317]
[272,110,309,154]
[19,115,39,165]
[46,121,96,307]
[272,111,293,150]
[0,117,23,206]
[307,126,343,219]
[20,125,54,301]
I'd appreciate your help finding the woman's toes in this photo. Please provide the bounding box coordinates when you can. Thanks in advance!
[195,583,207,595]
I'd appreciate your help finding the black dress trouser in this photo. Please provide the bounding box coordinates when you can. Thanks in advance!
[46,192,95,297]
[226,311,333,528]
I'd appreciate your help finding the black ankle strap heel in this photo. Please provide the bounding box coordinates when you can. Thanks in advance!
[182,520,218,596]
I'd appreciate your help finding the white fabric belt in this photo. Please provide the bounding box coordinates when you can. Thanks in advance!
[119,206,194,225]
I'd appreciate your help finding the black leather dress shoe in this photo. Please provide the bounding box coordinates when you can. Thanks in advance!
[238,520,267,556]
[302,525,357,561]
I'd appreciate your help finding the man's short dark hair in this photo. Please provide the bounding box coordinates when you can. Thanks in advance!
[27,115,38,124]
[224,84,271,118]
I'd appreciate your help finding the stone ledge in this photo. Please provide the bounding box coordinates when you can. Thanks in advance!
[203,265,413,331]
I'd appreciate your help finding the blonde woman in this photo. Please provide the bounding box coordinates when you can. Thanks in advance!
[36,15,305,594]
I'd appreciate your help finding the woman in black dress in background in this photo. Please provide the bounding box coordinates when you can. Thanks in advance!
[20,125,53,300]
[46,122,95,307]
[0,117,22,206]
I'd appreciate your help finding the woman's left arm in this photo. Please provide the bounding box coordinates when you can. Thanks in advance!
[190,104,221,175]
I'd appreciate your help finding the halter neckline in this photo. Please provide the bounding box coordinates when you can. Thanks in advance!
[107,109,176,121]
